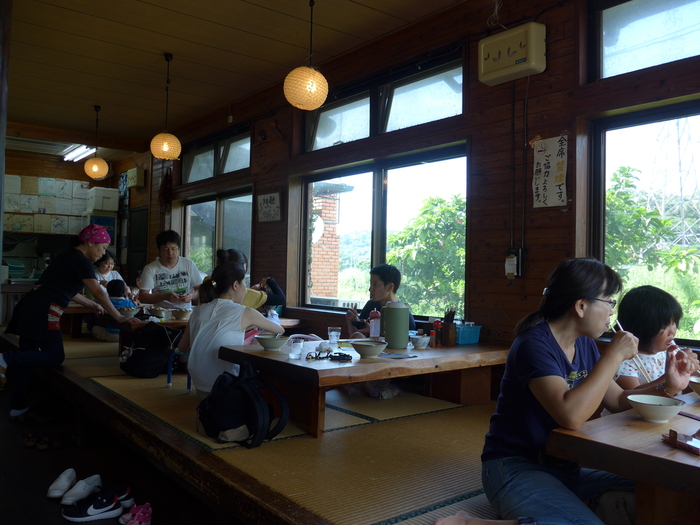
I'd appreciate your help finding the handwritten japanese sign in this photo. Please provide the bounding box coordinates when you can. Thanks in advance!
[257,192,282,222]
[532,135,568,208]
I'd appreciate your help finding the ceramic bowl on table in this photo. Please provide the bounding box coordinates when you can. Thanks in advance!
[117,307,140,318]
[351,340,387,358]
[171,309,192,321]
[689,376,700,396]
[627,394,685,423]
[148,307,172,320]
[255,335,289,351]
[410,335,430,349]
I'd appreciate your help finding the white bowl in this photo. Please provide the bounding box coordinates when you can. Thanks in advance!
[255,335,289,351]
[410,335,430,349]
[117,307,139,317]
[628,394,685,423]
[351,341,387,358]
[689,376,700,396]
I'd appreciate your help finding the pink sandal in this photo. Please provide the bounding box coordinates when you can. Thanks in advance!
[119,502,151,525]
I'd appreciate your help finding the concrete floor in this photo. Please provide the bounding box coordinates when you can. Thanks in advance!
[0,370,219,525]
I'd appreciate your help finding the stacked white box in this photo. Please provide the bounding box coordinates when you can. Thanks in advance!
[87,187,119,212]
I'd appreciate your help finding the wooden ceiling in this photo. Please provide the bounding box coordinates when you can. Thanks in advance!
[6,0,463,158]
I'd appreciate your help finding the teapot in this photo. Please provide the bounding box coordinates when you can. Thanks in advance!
[381,302,410,350]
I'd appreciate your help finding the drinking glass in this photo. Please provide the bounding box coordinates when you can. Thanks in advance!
[289,340,303,359]
[328,326,342,347]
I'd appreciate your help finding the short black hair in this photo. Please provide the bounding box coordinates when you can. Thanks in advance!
[617,285,683,352]
[95,250,116,266]
[370,264,402,292]
[156,230,181,249]
[106,279,128,298]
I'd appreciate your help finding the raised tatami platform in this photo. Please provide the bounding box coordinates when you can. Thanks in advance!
[47,337,500,525]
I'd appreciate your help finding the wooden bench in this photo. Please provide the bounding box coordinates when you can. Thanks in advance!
[219,343,509,437]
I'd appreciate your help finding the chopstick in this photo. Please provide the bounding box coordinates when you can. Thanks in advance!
[611,320,654,384]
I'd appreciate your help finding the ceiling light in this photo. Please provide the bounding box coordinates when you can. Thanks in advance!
[63,145,92,162]
[151,53,182,160]
[284,0,328,111]
[84,105,109,179]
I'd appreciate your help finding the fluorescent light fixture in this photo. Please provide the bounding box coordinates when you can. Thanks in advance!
[63,145,95,162]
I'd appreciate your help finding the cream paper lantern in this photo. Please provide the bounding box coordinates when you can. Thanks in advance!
[284,66,328,111]
[84,156,109,179]
[150,132,182,160]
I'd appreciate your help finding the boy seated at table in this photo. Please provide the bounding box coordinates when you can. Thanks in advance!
[92,280,137,342]
[345,263,416,338]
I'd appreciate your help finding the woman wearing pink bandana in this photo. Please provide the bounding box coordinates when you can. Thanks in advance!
[0,224,137,419]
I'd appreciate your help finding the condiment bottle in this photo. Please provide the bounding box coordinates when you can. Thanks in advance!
[433,320,443,347]
[369,309,381,340]
[429,330,437,347]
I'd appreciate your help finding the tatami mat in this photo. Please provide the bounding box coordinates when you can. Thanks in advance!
[63,338,119,359]
[48,336,498,523]
[327,389,462,421]
[214,405,494,525]
[62,356,125,377]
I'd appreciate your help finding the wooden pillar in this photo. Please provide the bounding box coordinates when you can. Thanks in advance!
[0,0,13,322]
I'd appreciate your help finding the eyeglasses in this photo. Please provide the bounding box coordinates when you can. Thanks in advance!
[591,298,617,308]
[306,350,352,362]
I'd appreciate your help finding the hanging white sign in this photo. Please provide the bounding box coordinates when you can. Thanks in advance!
[532,135,568,208]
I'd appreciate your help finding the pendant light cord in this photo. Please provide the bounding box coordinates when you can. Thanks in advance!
[164,53,173,132]
[93,105,100,159]
[309,0,315,68]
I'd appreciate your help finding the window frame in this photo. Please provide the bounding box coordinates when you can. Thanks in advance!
[180,124,251,184]
[588,0,700,82]
[589,100,700,346]
[301,143,467,314]
[182,185,253,274]
[305,47,463,152]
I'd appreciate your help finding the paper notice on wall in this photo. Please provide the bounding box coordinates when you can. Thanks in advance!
[532,135,567,208]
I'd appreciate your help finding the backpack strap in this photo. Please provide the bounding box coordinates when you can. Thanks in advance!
[254,377,289,440]
[236,379,270,449]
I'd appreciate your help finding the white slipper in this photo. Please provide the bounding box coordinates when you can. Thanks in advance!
[60,474,102,505]
[47,468,77,498]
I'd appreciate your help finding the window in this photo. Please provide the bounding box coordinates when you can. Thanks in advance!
[308,56,462,152]
[305,151,467,319]
[591,0,700,79]
[309,95,370,151]
[383,65,463,133]
[182,132,250,183]
[183,191,253,276]
[592,104,700,340]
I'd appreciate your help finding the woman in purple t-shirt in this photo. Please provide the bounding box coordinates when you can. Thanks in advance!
[437,258,697,525]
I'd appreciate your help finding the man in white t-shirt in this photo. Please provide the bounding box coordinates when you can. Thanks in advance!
[139,230,203,310]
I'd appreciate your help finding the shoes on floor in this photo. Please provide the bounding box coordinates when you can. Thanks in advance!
[47,468,77,498]
[9,406,29,421]
[62,489,122,523]
[119,502,151,525]
[61,474,102,505]
[114,484,135,508]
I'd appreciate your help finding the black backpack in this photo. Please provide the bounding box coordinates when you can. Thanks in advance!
[196,361,289,448]
[119,322,183,378]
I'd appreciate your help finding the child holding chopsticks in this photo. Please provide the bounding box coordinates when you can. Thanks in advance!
[614,285,700,391]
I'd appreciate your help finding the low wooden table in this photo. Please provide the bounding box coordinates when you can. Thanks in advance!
[219,343,508,437]
[547,393,700,525]
[61,303,94,338]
